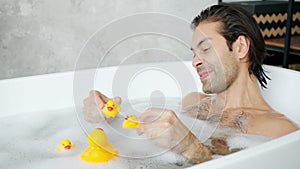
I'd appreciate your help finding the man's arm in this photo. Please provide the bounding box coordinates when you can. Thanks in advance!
[180,132,212,164]
[137,108,213,164]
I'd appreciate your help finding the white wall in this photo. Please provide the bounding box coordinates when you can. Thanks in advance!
[0,0,217,79]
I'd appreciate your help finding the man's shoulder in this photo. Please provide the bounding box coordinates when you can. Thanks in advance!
[250,111,299,138]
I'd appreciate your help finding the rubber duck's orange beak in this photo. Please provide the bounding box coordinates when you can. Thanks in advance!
[107,107,114,111]
[64,145,71,150]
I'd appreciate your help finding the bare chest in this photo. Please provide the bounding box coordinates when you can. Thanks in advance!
[183,98,253,133]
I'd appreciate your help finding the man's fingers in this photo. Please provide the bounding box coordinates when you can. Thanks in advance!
[137,120,173,137]
[113,96,122,105]
[94,95,105,108]
[145,128,166,139]
[89,90,102,97]
[82,107,101,123]
[98,92,109,103]
[142,121,173,130]
[137,108,176,135]
[138,108,167,123]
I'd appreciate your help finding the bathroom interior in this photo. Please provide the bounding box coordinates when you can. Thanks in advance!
[0,0,300,169]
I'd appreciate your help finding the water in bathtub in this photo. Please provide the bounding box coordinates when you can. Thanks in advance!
[0,98,272,169]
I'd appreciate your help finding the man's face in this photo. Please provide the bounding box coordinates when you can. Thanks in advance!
[191,21,239,94]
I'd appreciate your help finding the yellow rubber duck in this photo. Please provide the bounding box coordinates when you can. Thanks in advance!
[81,128,118,162]
[55,139,76,152]
[122,114,140,129]
[102,100,121,117]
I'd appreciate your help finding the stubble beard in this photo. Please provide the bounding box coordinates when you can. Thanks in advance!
[200,63,238,94]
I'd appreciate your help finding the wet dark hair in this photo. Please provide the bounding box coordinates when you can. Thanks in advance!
[191,5,270,88]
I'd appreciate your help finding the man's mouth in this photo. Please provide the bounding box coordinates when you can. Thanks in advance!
[199,70,212,81]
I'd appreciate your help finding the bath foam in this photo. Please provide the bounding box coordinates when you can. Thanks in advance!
[0,107,194,169]
[0,98,273,169]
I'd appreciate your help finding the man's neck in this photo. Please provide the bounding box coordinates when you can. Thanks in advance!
[215,66,272,110]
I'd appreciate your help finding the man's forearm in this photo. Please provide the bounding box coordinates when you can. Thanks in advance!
[179,132,212,164]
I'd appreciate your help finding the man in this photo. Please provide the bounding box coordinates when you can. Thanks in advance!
[83,5,298,164]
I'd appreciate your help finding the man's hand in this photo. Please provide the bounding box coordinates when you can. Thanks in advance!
[82,90,122,123]
[136,108,212,163]
[136,108,190,150]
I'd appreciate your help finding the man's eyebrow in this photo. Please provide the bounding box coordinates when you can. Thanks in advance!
[191,38,211,51]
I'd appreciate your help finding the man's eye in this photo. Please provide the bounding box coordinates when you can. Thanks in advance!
[202,48,210,53]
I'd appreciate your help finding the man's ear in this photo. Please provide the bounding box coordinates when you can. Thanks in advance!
[235,35,250,60]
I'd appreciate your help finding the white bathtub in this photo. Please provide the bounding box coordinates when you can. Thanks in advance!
[0,61,299,169]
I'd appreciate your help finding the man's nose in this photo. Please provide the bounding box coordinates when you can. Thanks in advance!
[192,54,203,68]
